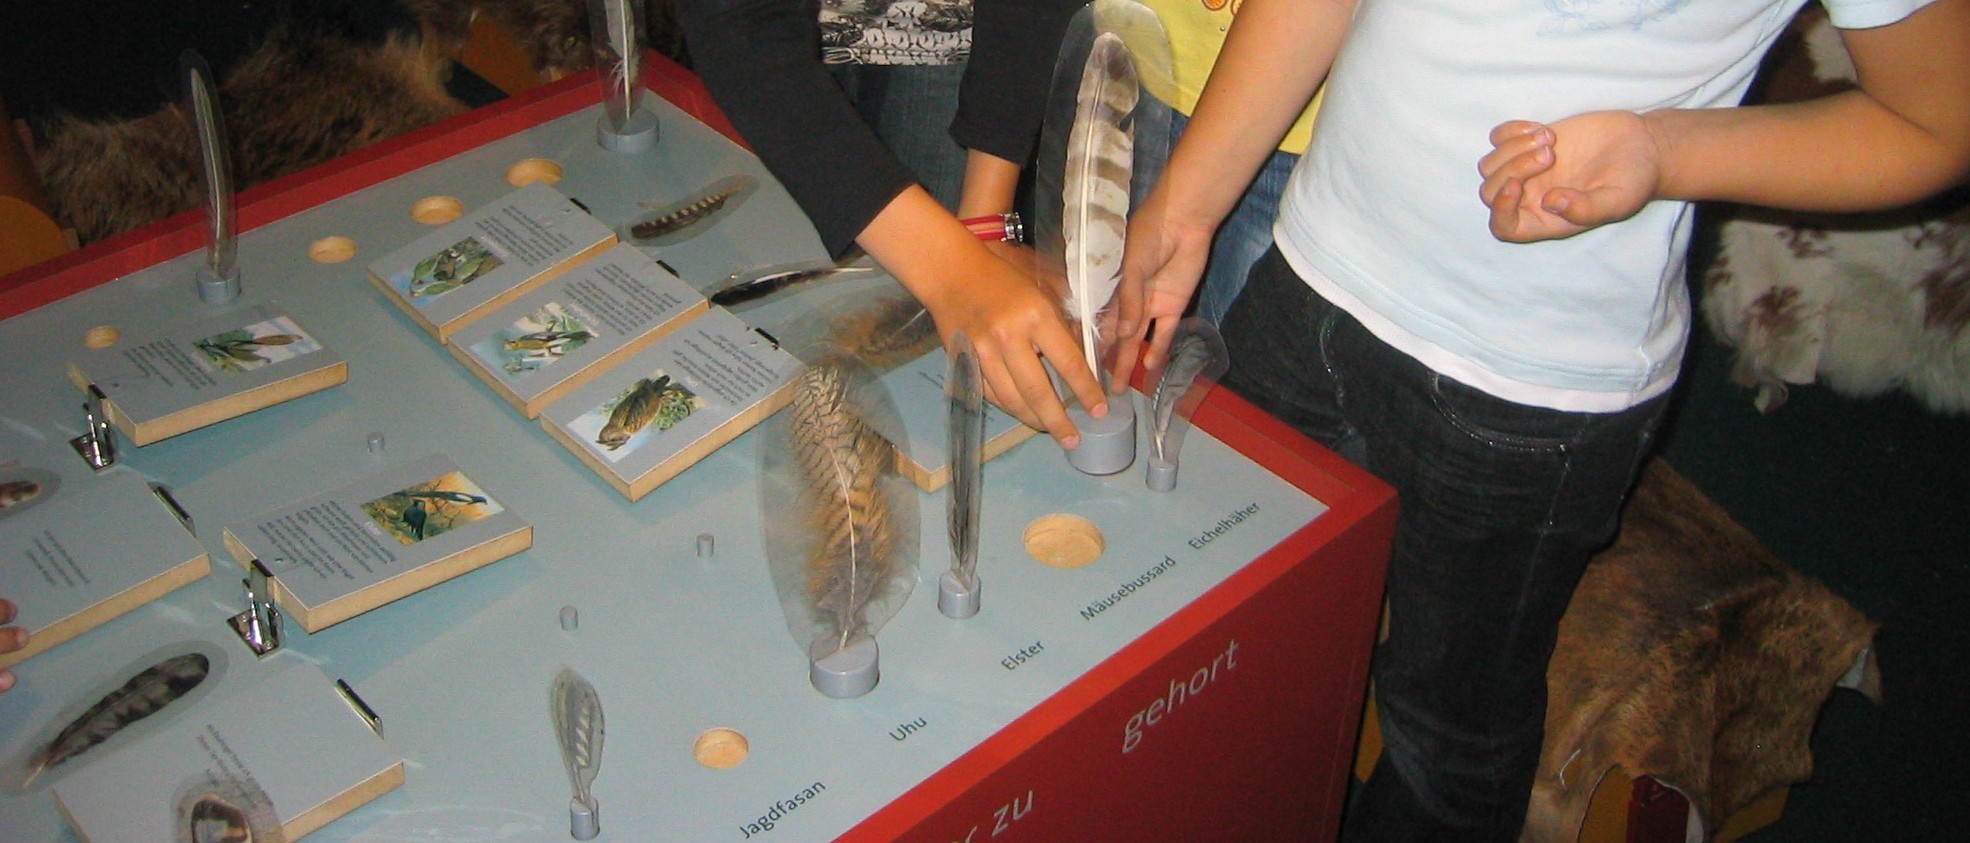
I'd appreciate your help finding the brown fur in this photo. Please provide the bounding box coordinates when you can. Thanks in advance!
[36,16,465,245]
[468,0,689,76]
[1522,460,1877,842]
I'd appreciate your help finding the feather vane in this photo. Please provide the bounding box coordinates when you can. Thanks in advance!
[629,175,758,243]
[597,0,641,130]
[182,50,235,279]
[708,262,875,307]
[789,357,902,654]
[946,335,985,585]
[1148,319,1229,461]
[1062,32,1137,378]
[550,667,605,807]
[24,652,211,788]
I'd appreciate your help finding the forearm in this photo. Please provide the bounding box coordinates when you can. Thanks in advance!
[1159,0,1352,225]
[957,151,1022,220]
[1650,0,1970,211]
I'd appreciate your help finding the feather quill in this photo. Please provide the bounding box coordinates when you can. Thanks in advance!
[1061,32,1137,379]
[550,667,605,811]
[946,334,985,587]
[182,50,235,281]
[1147,319,1229,462]
[628,175,758,244]
[788,356,904,655]
[23,652,211,788]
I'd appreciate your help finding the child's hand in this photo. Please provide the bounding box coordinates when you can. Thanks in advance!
[1480,113,1663,243]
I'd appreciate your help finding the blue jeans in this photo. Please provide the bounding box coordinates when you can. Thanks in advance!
[832,63,967,211]
[1221,248,1669,842]
[1133,108,1298,326]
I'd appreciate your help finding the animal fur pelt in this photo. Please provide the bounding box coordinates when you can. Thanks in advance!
[413,0,689,77]
[1521,460,1879,843]
[1701,8,1970,415]
[26,2,466,245]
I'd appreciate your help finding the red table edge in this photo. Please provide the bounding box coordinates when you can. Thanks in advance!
[0,56,1397,838]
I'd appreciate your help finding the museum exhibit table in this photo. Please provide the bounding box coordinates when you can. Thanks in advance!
[0,56,1394,842]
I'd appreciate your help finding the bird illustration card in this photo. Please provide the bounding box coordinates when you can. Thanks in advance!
[868,348,1039,492]
[220,453,532,632]
[540,307,804,500]
[0,463,209,669]
[365,182,619,342]
[64,302,347,446]
[52,660,403,843]
[446,243,709,418]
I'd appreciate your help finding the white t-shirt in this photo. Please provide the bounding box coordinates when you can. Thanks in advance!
[1275,0,1935,412]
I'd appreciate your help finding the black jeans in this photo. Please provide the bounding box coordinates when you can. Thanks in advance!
[1222,247,1669,843]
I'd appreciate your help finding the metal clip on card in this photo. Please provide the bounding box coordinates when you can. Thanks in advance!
[336,679,385,738]
[70,383,118,471]
[229,558,285,657]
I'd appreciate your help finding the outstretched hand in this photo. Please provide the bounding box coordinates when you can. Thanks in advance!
[1479,112,1663,243]
[918,240,1110,449]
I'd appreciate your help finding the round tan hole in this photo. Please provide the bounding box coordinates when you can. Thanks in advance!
[694,728,749,769]
[506,158,565,187]
[411,196,464,225]
[82,325,121,349]
[1024,513,1104,569]
[308,236,357,264]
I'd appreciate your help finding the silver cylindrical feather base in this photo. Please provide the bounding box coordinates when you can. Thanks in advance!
[1145,455,1178,491]
[937,570,981,618]
[1066,398,1135,476]
[809,635,879,699]
[596,109,659,153]
[569,795,600,840]
[196,267,240,305]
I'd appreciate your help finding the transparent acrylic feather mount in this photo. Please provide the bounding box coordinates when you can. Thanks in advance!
[761,328,920,699]
[1032,0,1174,475]
[589,0,658,152]
[182,49,240,305]
[1144,318,1229,491]
[550,666,605,839]
[939,332,986,618]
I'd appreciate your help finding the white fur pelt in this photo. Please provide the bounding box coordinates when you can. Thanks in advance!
[1700,12,1970,415]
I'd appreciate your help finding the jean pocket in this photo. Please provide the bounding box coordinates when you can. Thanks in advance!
[1422,373,1582,456]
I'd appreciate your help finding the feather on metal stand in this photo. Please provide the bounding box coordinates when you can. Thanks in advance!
[1144,318,1229,491]
[763,304,919,697]
[1060,31,1136,379]
[589,0,659,151]
[938,332,986,617]
[550,666,606,839]
[183,50,240,305]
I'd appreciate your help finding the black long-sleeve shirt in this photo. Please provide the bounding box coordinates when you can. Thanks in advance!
[676,0,1079,256]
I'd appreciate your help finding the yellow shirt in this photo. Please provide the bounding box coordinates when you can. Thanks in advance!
[1137,0,1323,155]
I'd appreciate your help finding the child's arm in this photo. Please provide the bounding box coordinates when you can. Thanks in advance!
[1481,0,1970,242]
[1117,0,1356,371]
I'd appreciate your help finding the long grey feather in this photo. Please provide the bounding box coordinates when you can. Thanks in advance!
[182,50,234,280]
[551,667,605,807]
[1148,319,1229,461]
[947,335,985,585]
[1062,32,1136,378]
[24,652,211,787]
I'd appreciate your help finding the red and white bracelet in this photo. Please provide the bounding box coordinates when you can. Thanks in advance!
[960,211,1024,243]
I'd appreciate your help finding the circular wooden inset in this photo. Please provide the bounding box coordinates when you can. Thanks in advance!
[694,728,749,769]
[82,325,121,349]
[307,236,357,264]
[1024,513,1104,569]
[506,158,565,187]
[411,196,464,225]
